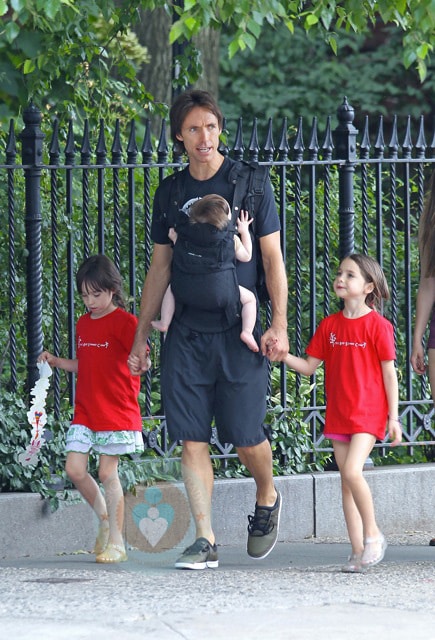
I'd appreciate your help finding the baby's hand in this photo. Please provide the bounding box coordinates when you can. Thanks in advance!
[237,210,253,234]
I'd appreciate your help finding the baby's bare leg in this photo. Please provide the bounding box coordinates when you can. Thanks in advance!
[239,285,259,352]
[151,284,175,333]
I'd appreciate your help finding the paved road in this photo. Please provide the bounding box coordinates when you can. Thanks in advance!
[0,540,433,640]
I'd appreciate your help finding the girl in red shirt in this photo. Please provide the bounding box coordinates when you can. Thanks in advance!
[282,254,402,573]
[39,255,145,563]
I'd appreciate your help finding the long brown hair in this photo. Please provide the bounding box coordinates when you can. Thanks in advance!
[419,171,435,277]
[346,253,390,310]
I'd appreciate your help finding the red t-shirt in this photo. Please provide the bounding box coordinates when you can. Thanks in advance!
[72,307,142,432]
[306,310,396,440]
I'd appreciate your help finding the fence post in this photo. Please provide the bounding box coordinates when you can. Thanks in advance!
[19,102,45,390]
[333,97,358,258]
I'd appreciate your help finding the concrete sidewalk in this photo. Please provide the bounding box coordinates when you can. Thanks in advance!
[0,540,434,640]
[0,464,433,639]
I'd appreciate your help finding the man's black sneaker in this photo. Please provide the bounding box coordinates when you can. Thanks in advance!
[247,490,282,559]
[175,537,219,570]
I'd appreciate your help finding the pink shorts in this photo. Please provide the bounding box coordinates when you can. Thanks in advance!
[325,433,352,442]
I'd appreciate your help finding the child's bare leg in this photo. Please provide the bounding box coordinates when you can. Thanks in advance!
[239,285,259,352]
[151,284,175,333]
[95,455,127,563]
[334,435,386,567]
[65,451,109,554]
[334,442,364,556]
[98,456,124,547]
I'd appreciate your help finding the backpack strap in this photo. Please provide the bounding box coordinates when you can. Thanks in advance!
[158,167,188,231]
[228,160,270,303]
[229,160,269,233]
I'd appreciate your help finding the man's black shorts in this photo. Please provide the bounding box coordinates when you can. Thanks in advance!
[160,319,268,447]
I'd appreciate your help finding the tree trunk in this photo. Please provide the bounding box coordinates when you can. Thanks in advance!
[134,10,220,109]
[193,28,220,99]
[134,8,173,108]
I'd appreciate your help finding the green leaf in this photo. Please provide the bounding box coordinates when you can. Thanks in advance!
[184,16,198,33]
[10,0,25,10]
[169,20,185,44]
[417,57,427,82]
[40,0,63,21]
[247,18,262,39]
[4,21,20,44]
[23,59,36,74]
[416,42,430,59]
[305,14,319,28]
[328,34,338,55]
[228,39,240,58]
[285,19,295,34]
[241,32,257,51]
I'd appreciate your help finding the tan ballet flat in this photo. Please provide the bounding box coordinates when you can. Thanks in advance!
[93,524,110,556]
[96,543,127,564]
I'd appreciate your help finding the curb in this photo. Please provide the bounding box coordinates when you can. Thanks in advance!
[1,463,433,558]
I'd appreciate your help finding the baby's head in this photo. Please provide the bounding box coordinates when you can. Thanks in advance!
[189,194,231,230]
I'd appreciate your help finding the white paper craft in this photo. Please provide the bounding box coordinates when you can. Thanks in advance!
[18,361,52,466]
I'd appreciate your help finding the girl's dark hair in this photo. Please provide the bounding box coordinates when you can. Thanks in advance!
[419,170,435,276]
[189,194,230,230]
[76,254,126,309]
[346,253,390,310]
[170,89,223,155]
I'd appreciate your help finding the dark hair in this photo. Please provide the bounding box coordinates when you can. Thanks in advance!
[419,170,435,276]
[189,194,230,230]
[170,89,223,154]
[76,254,126,309]
[345,253,390,309]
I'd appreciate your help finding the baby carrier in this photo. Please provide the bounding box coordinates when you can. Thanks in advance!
[170,216,241,327]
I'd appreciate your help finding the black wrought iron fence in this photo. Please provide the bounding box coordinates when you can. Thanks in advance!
[1,97,434,464]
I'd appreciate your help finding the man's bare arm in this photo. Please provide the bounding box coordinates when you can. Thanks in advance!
[129,243,172,373]
[259,231,289,360]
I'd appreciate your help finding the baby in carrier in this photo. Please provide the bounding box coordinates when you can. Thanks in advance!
[152,193,258,352]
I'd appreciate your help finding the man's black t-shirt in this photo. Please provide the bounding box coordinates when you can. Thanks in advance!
[151,156,280,331]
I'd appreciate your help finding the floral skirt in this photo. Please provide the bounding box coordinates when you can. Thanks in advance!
[65,424,144,456]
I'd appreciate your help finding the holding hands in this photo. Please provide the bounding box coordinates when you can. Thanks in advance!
[127,345,151,375]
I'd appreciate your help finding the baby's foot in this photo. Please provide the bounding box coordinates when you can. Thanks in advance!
[151,320,168,333]
[241,330,259,352]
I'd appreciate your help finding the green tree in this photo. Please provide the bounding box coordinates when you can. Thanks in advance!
[2,0,435,132]
[171,0,435,81]
[218,22,435,139]
[0,0,157,129]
